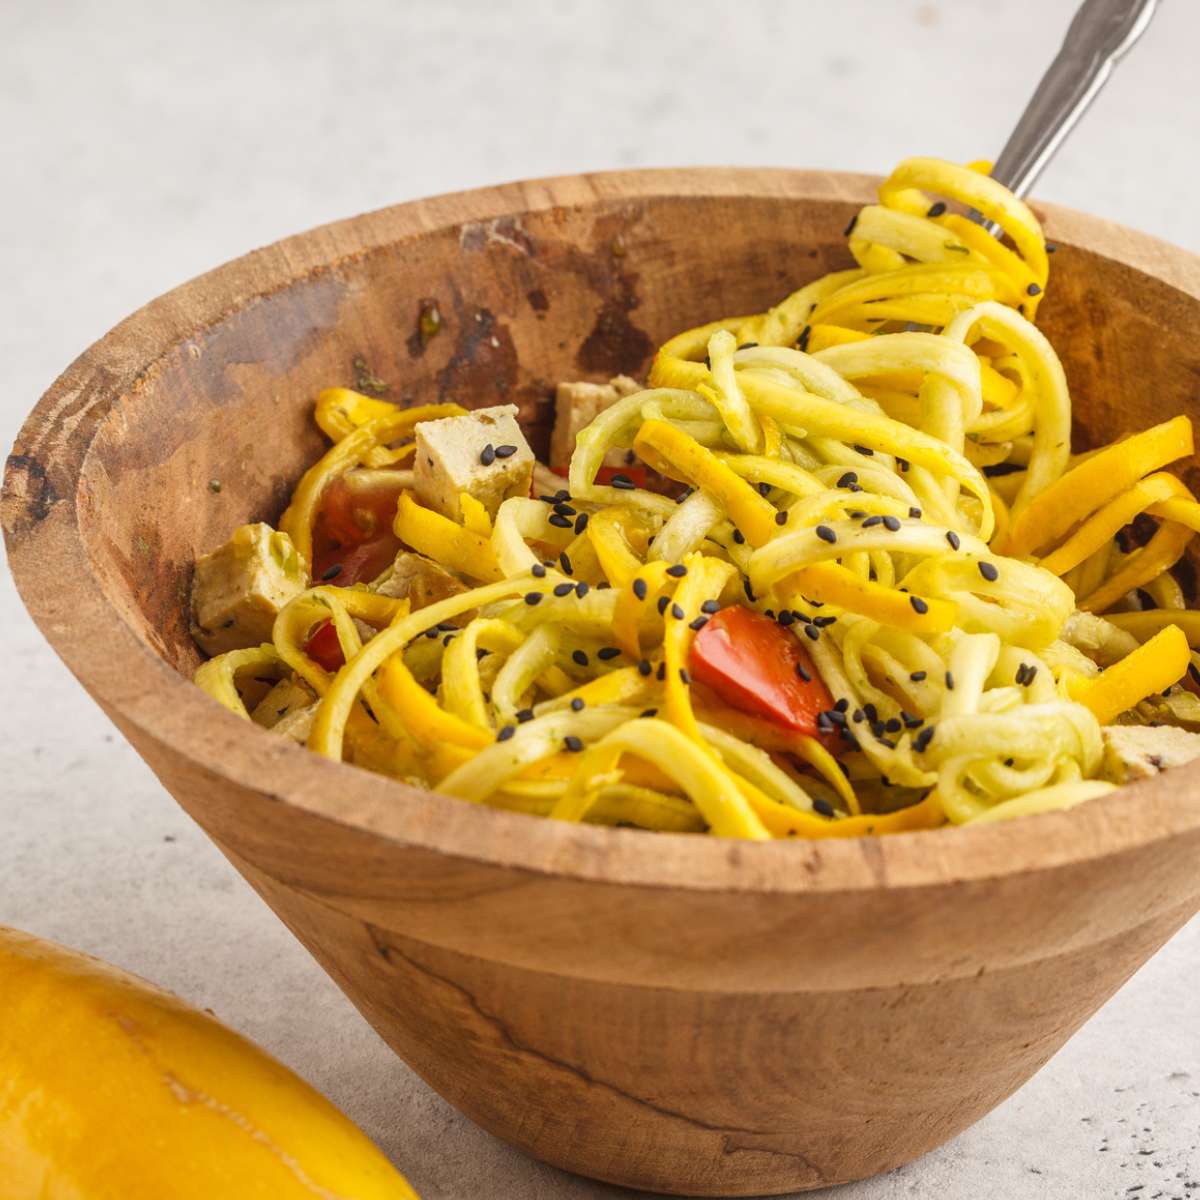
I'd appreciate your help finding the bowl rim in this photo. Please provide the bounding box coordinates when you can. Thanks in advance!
[6,165,1200,896]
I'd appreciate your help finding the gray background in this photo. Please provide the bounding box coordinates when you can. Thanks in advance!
[2,1,1197,1196]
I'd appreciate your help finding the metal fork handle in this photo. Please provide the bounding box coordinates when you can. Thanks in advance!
[989,0,1158,200]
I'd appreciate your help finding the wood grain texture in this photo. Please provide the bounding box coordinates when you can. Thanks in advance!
[5,168,1200,1196]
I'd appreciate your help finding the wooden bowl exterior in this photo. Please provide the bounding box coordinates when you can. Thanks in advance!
[5,169,1200,1196]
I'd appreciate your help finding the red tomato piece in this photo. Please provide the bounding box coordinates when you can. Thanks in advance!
[689,606,834,737]
[311,475,403,586]
[304,619,344,671]
[549,465,652,490]
[312,533,399,588]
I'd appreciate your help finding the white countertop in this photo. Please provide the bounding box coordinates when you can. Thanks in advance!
[2,1,1197,1196]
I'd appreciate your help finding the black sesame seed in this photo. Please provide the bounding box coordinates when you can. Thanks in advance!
[909,506,922,519]
[738,341,759,350]
[479,444,496,466]
[764,609,775,621]
[901,711,923,729]
[656,662,666,680]
[927,201,947,218]
[732,529,746,545]
[554,489,570,501]
[553,582,574,597]
[834,698,849,713]
[640,708,658,718]
[796,663,812,682]
[666,564,688,578]
[321,563,343,581]
[477,647,488,660]
[913,726,935,753]
[910,671,927,682]
[885,717,902,734]
[910,596,929,614]
[572,649,589,667]
[862,515,883,528]
[775,510,788,526]
[443,634,454,646]
[574,581,589,598]
[679,668,691,684]
[946,530,961,550]
[804,624,820,641]
[531,563,547,578]
[671,603,686,620]
[524,591,543,605]
[877,736,897,749]
[548,513,572,528]
[553,502,576,517]
[843,214,859,238]
[657,596,670,615]
[882,515,901,532]
[1045,243,1057,254]
[837,471,858,488]
[758,482,771,497]
[689,616,709,631]
[564,735,584,752]
[597,646,621,660]
[814,797,836,818]
[632,577,648,600]
[778,610,795,626]
[638,659,652,676]
[863,704,878,721]
[496,444,519,459]
[944,671,955,690]
[978,561,999,582]
[1026,282,1042,296]
[574,513,589,534]
[813,615,837,628]
[611,473,635,490]
[570,697,585,711]
[743,579,756,601]
[701,599,720,614]
[815,525,837,544]
[854,444,874,456]
[797,325,812,352]
[516,708,534,723]
[497,725,516,742]
[559,552,573,575]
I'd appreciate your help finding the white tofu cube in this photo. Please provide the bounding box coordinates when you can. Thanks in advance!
[1101,723,1200,783]
[412,404,533,520]
[372,551,468,610]
[191,523,306,656]
[550,375,641,469]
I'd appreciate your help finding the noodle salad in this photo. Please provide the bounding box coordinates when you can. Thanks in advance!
[191,155,1200,839]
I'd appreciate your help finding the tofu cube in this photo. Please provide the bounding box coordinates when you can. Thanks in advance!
[372,551,469,611]
[550,375,641,469]
[191,523,306,656]
[1100,723,1200,784]
[412,404,533,520]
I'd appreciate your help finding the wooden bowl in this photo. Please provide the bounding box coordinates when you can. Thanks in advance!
[5,169,1200,1197]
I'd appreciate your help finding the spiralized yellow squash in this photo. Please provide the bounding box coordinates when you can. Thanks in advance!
[195,155,1200,839]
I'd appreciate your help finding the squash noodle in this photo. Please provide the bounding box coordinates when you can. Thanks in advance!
[195,155,1200,839]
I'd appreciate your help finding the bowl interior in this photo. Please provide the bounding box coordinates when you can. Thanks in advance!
[10,168,1200,889]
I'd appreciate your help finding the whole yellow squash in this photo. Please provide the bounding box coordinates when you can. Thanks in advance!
[0,925,419,1198]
